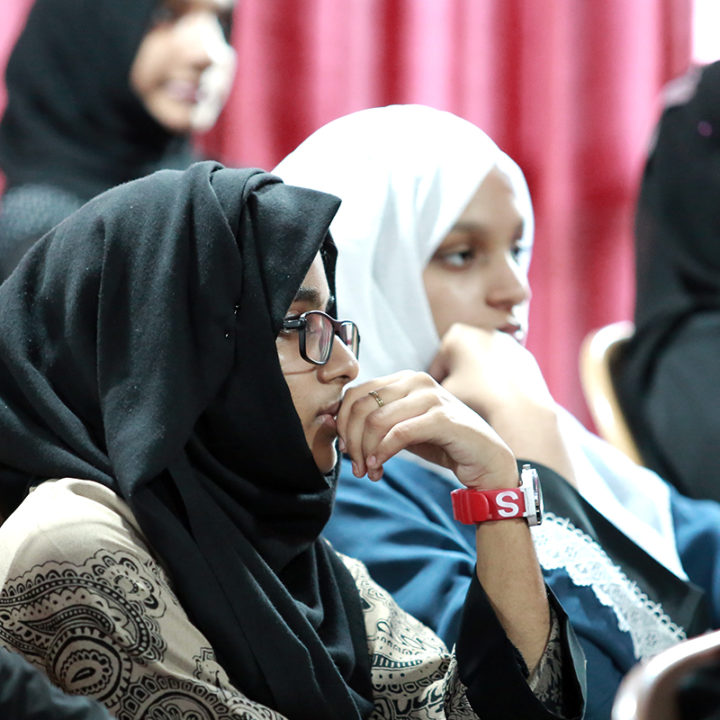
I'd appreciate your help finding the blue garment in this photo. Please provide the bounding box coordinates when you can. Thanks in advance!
[325,453,720,720]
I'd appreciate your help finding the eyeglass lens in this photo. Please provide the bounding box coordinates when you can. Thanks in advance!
[305,312,334,363]
[338,321,359,358]
[304,312,359,364]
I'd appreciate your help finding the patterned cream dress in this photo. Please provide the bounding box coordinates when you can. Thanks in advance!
[0,479,570,720]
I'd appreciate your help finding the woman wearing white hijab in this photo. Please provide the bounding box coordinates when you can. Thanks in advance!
[275,105,720,720]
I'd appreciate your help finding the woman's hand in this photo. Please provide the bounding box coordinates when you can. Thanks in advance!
[336,370,518,490]
[337,368,552,672]
[428,323,555,420]
[429,324,578,487]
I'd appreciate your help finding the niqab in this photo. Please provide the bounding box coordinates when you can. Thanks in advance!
[0,161,374,720]
[615,61,720,497]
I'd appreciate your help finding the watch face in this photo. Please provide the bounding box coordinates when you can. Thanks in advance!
[521,464,543,526]
[532,469,544,525]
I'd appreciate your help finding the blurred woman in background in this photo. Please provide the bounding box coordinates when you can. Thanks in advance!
[0,0,236,280]
[615,61,720,503]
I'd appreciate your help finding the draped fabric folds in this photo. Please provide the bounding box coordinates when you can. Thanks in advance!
[0,0,692,423]
[0,162,374,720]
[202,0,692,424]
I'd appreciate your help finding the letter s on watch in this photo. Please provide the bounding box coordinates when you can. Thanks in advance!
[451,464,543,526]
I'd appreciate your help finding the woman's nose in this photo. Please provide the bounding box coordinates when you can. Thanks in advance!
[488,255,531,310]
[319,337,360,384]
[176,12,229,70]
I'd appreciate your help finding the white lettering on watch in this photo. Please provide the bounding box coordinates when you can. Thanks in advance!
[496,490,522,518]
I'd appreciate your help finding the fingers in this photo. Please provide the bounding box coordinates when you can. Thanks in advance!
[337,372,439,478]
[336,368,518,488]
[368,412,446,469]
[361,389,442,479]
[430,324,494,386]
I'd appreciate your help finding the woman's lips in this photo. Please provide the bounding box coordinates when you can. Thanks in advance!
[317,401,341,430]
[166,80,202,104]
[320,414,338,431]
[499,323,525,343]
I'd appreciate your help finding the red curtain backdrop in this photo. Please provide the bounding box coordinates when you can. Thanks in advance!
[0,0,692,427]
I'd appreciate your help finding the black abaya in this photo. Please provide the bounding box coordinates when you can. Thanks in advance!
[615,62,720,501]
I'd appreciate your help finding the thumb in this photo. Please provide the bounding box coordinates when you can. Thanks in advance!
[427,346,449,383]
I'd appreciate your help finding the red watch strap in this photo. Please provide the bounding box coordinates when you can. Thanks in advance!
[451,487,528,524]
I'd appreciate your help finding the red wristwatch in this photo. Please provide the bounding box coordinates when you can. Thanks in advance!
[451,464,543,526]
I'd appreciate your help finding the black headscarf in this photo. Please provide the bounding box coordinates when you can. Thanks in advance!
[632,61,720,330]
[614,62,720,493]
[0,161,374,720]
[0,0,193,200]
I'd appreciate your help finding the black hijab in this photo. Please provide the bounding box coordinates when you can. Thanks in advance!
[614,63,720,491]
[0,0,193,200]
[632,61,720,330]
[0,161,374,720]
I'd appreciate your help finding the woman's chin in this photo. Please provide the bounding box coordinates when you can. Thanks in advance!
[313,445,338,475]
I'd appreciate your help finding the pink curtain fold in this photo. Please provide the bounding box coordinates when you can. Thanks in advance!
[1,0,692,426]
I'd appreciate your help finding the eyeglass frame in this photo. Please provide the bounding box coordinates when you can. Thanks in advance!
[281,310,361,366]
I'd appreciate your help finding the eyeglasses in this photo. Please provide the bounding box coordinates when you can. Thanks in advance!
[281,310,360,366]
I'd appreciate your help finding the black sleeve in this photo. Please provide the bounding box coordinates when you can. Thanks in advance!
[456,575,586,720]
[0,648,114,720]
[0,185,83,282]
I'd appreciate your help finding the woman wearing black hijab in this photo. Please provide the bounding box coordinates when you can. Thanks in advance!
[0,161,584,719]
[0,0,235,281]
[615,62,720,502]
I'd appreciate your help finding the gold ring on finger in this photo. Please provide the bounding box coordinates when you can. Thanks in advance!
[368,390,384,408]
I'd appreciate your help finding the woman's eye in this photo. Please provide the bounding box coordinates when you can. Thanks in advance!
[511,242,530,263]
[440,249,475,268]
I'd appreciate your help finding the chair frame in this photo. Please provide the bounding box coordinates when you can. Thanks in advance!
[579,320,643,465]
[612,630,720,720]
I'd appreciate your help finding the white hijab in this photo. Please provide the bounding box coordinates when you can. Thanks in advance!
[274,104,533,382]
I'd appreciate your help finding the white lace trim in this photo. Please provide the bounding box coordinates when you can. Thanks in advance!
[532,513,686,660]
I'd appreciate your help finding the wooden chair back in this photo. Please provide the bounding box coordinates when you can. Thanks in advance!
[579,321,643,465]
[613,630,720,720]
